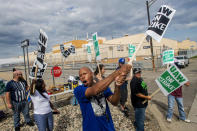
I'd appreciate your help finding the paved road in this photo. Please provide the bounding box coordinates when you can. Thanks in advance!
[143,58,197,131]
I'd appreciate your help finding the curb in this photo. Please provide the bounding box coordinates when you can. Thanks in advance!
[188,92,197,123]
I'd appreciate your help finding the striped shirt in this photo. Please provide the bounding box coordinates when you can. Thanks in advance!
[5,80,27,102]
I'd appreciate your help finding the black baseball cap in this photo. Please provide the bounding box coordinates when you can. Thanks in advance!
[133,68,141,74]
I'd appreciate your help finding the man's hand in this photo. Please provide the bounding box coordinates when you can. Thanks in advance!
[184,81,190,86]
[115,75,126,87]
[118,64,132,75]
[97,74,103,81]
[146,96,152,100]
[115,64,132,86]
[7,103,12,109]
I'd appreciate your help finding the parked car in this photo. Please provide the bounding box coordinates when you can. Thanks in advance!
[174,55,189,68]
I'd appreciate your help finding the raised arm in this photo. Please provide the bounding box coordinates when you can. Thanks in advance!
[85,70,120,97]
[30,80,36,95]
[84,64,131,98]
[107,70,130,106]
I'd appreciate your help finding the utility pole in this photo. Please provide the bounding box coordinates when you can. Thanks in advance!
[146,0,156,71]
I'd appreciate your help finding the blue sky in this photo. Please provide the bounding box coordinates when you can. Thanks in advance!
[0,0,196,58]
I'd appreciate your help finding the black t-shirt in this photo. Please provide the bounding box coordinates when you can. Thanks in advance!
[5,80,27,102]
[130,76,148,108]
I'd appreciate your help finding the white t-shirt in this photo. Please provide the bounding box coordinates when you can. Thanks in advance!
[30,90,52,114]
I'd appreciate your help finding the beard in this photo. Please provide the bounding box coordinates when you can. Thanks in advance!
[18,77,24,81]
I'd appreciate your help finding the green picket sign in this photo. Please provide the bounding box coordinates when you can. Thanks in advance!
[94,41,100,57]
[155,64,188,96]
[162,50,174,65]
[128,44,136,58]
[92,32,101,61]
[87,45,91,54]
[93,34,97,41]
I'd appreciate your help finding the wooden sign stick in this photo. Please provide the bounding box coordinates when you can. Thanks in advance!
[128,34,146,78]
[32,65,38,94]
[97,63,102,77]
[1,96,8,110]
[128,34,146,65]
[142,87,161,104]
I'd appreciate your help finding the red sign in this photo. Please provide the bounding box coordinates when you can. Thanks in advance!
[51,66,62,77]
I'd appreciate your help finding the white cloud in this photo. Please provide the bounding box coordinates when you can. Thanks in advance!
[0,0,196,58]
[186,22,197,28]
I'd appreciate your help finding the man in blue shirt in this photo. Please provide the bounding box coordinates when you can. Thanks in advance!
[5,70,34,131]
[74,64,131,131]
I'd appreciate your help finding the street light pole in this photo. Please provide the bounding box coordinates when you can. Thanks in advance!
[146,0,156,71]
[26,41,31,85]
[21,39,30,82]
[22,46,28,81]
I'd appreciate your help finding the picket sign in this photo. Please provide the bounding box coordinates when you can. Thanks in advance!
[156,64,188,96]
[146,5,176,42]
[86,44,92,62]
[128,35,146,65]
[60,44,75,58]
[30,29,48,79]
[92,32,101,61]
[142,55,173,104]
[92,32,102,76]
[129,5,175,65]
[26,65,38,100]
[127,5,176,104]
[143,64,188,104]
[29,60,47,79]
[59,44,75,86]
[128,44,136,61]
[162,50,174,65]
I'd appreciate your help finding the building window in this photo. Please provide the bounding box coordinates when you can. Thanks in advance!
[117,45,124,51]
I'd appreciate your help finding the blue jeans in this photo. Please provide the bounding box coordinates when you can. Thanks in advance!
[12,101,31,127]
[34,112,53,131]
[134,107,146,131]
[166,95,186,120]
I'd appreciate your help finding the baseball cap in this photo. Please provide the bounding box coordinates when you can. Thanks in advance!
[133,68,141,74]
[118,58,125,64]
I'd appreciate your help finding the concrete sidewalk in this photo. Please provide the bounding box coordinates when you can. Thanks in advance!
[188,92,197,123]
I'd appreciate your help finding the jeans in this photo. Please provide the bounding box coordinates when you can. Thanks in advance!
[34,112,53,131]
[166,95,186,120]
[12,101,31,128]
[120,86,128,106]
[134,107,146,131]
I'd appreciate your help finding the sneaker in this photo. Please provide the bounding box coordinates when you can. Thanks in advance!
[15,127,20,131]
[167,118,172,122]
[26,121,35,126]
[184,119,191,123]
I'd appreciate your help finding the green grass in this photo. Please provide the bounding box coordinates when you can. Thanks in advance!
[191,55,197,59]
